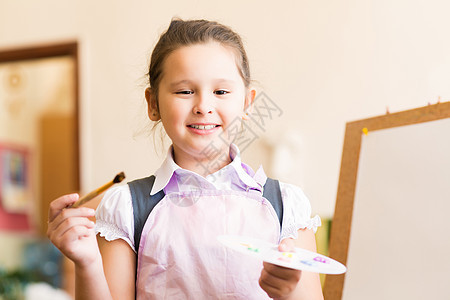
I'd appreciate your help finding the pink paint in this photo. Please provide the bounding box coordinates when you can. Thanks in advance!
[313,256,329,264]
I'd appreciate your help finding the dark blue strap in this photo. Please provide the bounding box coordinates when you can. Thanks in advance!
[128,175,165,254]
[262,178,284,226]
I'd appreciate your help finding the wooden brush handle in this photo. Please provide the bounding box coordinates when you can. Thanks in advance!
[71,181,114,208]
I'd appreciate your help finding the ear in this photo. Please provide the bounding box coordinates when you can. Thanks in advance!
[145,87,160,121]
[242,88,256,121]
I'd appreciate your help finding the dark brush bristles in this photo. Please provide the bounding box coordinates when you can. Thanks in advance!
[113,172,126,183]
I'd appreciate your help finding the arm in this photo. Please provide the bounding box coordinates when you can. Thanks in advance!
[47,194,113,300]
[47,194,136,300]
[259,228,324,300]
[74,237,136,300]
[288,228,324,299]
[95,237,136,299]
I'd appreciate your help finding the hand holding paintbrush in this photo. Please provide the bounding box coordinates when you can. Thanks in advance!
[71,172,126,208]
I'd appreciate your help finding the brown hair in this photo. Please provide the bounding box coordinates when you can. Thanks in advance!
[148,18,251,107]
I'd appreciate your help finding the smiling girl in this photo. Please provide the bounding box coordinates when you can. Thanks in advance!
[47,19,323,299]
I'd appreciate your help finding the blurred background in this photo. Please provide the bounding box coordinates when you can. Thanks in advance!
[1,0,450,298]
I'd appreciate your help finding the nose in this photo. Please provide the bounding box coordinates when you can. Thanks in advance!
[192,92,214,115]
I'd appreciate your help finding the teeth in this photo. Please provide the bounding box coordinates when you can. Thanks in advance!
[190,124,216,130]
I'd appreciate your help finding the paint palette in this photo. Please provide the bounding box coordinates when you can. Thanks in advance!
[217,235,346,274]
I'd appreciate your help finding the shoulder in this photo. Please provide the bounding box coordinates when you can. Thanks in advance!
[276,180,321,239]
[95,184,135,250]
[263,179,311,213]
[277,181,313,222]
[278,181,310,205]
[96,184,132,212]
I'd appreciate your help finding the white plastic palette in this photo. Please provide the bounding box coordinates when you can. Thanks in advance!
[217,235,346,274]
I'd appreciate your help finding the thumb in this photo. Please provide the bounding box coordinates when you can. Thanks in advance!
[278,238,295,252]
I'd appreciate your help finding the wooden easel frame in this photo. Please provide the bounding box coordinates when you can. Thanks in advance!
[323,101,450,299]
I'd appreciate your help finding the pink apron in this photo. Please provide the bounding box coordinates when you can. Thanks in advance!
[136,174,280,299]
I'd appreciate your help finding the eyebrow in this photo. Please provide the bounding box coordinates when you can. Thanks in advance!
[168,78,237,88]
[214,78,237,85]
[168,80,192,88]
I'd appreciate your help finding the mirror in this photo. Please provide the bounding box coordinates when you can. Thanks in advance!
[323,102,450,299]
[0,42,79,235]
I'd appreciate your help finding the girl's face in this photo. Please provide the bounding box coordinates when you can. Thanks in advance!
[147,42,254,166]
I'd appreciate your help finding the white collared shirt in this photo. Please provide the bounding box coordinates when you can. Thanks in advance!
[95,144,321,251]
[150,144,266,195]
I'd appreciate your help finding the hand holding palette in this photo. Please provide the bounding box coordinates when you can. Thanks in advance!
[217,235,346,274]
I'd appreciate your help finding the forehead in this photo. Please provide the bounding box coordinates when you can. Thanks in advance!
[160,42,244,84]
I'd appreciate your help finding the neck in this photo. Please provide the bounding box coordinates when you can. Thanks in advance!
[172,145,232,177]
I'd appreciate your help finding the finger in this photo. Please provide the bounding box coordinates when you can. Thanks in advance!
[48,208,95,238]
[259,279,281,299]
[48,193,80,222]
[260,267,287,290]
[49,217,95,243]
[62,222,95,240]
[259,269,291,299]
[48,208,95,234]
[50,216,95,238]
[278,238,295,252]
[54,225,95,252]
[263,261,302,281]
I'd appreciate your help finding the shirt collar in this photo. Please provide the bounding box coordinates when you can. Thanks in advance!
[226,144,266,190]
[150,146,180,195]
[149,144,266,195]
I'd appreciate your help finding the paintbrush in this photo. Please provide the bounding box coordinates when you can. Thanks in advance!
[71,172,126,208]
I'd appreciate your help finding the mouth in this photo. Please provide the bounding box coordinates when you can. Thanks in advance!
[187,123,221,135]
[187,124,220,130]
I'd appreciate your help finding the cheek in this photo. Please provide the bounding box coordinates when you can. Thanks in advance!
[223,99,246,118]
[159,101,191,126]
[224,107,244,120]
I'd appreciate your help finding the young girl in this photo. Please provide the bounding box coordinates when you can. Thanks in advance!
[47,19,323,299]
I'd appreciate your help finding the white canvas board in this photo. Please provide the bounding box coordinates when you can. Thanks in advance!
[342,118,450,300]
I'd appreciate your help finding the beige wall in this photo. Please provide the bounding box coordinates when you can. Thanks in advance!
[1,0,450,220]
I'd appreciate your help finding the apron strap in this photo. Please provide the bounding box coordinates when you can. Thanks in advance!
[262,178,284,226]
[128,176,165,254]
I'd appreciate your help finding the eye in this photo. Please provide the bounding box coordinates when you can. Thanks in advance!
[214,90,229,95]
[175,90,194,95]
